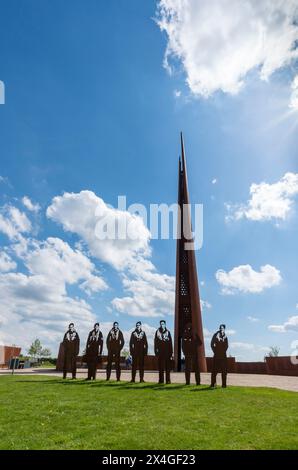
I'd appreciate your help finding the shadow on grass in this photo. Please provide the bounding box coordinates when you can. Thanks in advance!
[190,386,219,392]
[13,378,213,392]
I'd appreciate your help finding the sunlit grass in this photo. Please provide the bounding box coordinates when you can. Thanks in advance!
[0,375,297,450]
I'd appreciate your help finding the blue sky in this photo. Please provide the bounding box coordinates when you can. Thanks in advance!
[0,0,298,360]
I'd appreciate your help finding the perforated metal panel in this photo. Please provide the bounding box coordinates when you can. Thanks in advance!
[182,252,188,264]
[179,272,189,296]
[183,305,192,324]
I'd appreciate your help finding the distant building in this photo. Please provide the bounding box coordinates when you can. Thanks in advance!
[0,345,22,368]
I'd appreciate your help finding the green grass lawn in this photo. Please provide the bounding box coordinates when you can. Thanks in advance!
[0,375,297,450]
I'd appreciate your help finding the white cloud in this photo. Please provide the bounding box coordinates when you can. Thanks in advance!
[212,178,217,185]
[268,315,298,332]
[112,259,175,318]
[226,173,298,222]
[79,275,108,296]
[226,329,236,336]
[0,270,96,351]
[228,342,271,363]
[0,235,109,351]
[47,191,177,320]
[156,0,298,97]
[201,299,211,310]
[47,191,151,271]
[0,205,32,239]
[0,176,11,187]
[17,237,108,297]
[230,342,255,351]
[22,196,40,213]
[174,89,181,98]
[289,75,298,110]
[9,206,31,232]
[203,328,212,338]
[112,260,211,319]
[216,264,282,294]
[247,315,260,323]
[0,252,17,272]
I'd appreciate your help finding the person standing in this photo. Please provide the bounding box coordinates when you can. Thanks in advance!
[106,322,124,381]
[154,320,173,384]
[85,322,103,380]
[62,323,80,379]
[210,324,229,388]
[182,322,202,385]
[129,321,148,383]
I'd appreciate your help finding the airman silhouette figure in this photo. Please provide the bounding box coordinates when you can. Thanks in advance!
[106,321,124,381]
[154,320,173,384]
[129,321,148,383]
[85,322,103,380]
[211,324,229,388]
[182,322,202,385]
[62,323,80,379]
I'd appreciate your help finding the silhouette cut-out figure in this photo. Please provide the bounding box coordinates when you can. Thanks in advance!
[154,320,173,384]
[62,323,80,379]
[182,322,202,385]
[211,324,229,388]
[106,322,124,381]
[129,321,148,383]
[85,322,103,380]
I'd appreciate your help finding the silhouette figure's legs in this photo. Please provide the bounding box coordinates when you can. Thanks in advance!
[194,355,201,385]
[195,369,201,386]
[211,370,217,387]
[158,355,164,383]
[92,361,97,380]
[185,355,191,384]
[63,357,67,379]
[106,354,112,380]
[222,372,227,387]
[71,356,77,379]
[165,356,171,384]
[131,355,137,382]
[139,355,145,382]
[115,352,121,381]
[211,357,218,387]
[87,363,92,380]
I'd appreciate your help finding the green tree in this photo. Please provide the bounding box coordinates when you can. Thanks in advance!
[41,348,52,358]
[268,346,280,357]
[27,339,43,359]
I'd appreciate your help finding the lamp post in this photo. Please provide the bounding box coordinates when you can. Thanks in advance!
[11,345,17,375]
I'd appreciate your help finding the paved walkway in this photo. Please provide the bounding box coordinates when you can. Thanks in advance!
[1,368,298,392]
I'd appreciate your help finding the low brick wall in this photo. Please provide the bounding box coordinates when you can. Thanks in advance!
[206,357,237,373]
[265,356,298,376]
[236,361,267,374]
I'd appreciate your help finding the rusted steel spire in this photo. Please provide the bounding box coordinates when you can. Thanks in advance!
[174,132,206,372]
